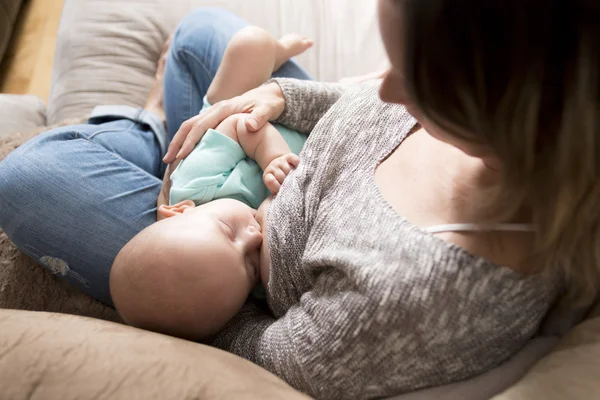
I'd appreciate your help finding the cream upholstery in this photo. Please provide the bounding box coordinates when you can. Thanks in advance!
[0,94,46,136]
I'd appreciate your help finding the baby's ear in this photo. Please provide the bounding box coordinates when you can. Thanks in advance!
[157,200,196,219]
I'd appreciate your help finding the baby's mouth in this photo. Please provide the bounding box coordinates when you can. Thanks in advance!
[248,251,261,284]
[254,213,263,228]
[255,200,269,226]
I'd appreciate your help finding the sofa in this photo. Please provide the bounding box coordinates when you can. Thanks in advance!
[1,0,600,399]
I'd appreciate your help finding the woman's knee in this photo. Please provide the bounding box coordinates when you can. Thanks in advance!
[0,129,72,198]
[0,126,112,236]
[0,129,77,233]
[176,7,247,37]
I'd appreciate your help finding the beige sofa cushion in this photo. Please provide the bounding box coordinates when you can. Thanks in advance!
[0,309,309,400]
[0,94,46,136]
[493,314,600,400]
[48,0,388,123]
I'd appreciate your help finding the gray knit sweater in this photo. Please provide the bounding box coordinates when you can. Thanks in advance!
[212,79,559,399]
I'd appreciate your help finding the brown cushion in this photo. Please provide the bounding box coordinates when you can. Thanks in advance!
[0,119,120,323]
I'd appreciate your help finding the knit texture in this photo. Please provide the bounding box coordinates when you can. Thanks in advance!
[211,79,559,399]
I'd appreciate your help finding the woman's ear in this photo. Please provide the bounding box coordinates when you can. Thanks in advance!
[157,200,196,219]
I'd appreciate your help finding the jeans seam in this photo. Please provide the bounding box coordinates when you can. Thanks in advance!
[180,48,213,93]
[87,121,137,140]
[178,25,216,116]
[77,133,162,181]
[179,48,196,120]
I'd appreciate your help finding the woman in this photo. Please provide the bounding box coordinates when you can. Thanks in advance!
[0,1,597,399]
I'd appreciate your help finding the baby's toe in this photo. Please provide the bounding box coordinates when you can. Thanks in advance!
[278,34,313,57]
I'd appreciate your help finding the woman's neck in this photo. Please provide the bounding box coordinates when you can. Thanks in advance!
[444,139,503,188]
[451,147,533,224]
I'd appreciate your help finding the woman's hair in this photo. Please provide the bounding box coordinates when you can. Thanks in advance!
[400,0,600,305]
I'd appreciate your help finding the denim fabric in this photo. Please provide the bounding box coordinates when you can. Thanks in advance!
[0,7,312,306]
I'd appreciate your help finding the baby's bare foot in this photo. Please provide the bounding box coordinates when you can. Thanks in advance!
[274,34,313,71]
[144,36,172,123]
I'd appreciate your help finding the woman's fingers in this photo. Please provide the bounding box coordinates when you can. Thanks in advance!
[164,101,245,162]
[163,115,199,163]
[245,83,285,131]
[177,117,216,159]
[245,104,272,132]
[178,107,229,159]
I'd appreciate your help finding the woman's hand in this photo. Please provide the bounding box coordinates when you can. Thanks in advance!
[163,82,286,163]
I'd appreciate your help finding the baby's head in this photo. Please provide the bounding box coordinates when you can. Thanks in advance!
[110,198,262,341]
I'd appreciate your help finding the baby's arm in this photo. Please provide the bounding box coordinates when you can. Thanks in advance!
[206,26,312,104]
[215,115,298,194]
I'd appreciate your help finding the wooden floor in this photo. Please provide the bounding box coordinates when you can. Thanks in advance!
[0,0,65,102]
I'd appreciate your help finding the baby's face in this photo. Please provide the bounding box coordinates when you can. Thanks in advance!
[112,198,264,339]
[177,198,263,289]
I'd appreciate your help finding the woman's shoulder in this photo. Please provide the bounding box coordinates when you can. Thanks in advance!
[304,81,417,166]
[325,80,413,127]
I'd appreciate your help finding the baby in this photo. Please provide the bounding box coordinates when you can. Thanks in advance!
[110,26,313,340]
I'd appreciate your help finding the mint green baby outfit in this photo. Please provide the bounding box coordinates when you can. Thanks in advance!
[169,98,307,209]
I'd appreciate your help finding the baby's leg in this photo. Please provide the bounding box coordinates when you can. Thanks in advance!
[206,26,312,104]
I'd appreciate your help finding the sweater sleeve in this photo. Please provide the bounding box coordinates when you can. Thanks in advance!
[270,78,347,134]
[210,268,390,400]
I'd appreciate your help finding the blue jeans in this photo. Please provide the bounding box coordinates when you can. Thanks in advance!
[0,8,311,306]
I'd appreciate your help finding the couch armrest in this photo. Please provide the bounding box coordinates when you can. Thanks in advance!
[0,94,47,136]
[0,309,311,400]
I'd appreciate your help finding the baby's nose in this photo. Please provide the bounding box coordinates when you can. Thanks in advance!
[243,225,263,250]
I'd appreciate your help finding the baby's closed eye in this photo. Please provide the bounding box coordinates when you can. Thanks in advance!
[220,220,236,240]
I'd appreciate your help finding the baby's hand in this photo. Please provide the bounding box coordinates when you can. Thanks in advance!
[263,153,300,194]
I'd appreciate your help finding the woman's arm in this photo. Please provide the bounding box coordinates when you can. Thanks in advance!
[164,80,347,163]
[271,78,347,134]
